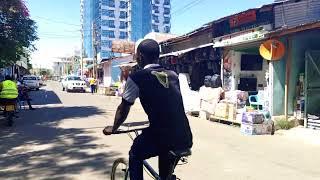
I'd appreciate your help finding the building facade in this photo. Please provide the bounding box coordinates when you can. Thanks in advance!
[81,0,171,60]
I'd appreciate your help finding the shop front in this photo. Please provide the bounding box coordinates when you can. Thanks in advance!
[268,23,320,129]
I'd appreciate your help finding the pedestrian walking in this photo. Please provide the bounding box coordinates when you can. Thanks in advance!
[89,78,97,94]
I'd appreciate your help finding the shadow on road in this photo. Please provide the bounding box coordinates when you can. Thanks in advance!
[29,89,62,106]
[0,106,119,179]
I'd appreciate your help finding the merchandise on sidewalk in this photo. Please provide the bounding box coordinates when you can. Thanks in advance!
[241,120,274,135]
[241,112,265,124]
[179,73,201,113]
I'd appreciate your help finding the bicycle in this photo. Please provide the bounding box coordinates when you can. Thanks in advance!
[107,122,192,180]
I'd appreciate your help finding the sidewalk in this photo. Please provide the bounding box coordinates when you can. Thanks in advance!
[277,126,320,146]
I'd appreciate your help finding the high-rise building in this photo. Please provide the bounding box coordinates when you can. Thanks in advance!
[81,0,171,60]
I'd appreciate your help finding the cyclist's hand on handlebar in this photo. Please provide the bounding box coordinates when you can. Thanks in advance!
[103,126,114,135]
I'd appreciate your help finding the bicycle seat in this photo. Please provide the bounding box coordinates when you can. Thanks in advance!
[169,148,192,158]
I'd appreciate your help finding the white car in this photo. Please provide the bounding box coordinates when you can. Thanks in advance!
[62,76,87,92]
[37,76,44,85]
[22,75,40,90]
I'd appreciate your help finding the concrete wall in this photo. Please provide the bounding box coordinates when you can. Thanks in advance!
[272,30,320,116]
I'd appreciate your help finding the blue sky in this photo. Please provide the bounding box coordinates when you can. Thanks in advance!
[26,0,274,68]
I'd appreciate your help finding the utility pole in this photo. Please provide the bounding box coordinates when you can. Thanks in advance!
[81,29,84,78]
[92,23,97,79]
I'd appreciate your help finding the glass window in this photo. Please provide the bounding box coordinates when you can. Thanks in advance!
[67,76,81,81]
[119,11,127,19]
[152,24,159,32]
[119,1,127,8]
[164,17,170,24]
[164,8,170,14]
[106,0,115,7]
[107,20,115,28]
[164,0,170,5]
[119,31,128,39]
[101,40,113,48]
[164,26,170,33]
[152,15,159,23]
[154,0,160,4]
[107,10,115,17]
[102,30,115,38]
[119,21,127,29]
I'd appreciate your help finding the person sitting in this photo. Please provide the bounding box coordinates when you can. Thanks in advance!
[0,75,19,107]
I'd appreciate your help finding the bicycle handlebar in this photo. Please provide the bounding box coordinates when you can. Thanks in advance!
[112,127,146,134]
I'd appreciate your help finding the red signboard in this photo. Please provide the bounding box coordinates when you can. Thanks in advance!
[229,10,257,28]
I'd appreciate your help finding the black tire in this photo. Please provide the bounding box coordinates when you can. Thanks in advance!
[111,158,129,180]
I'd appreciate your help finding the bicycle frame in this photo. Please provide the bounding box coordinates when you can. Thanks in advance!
[126,130,162,180]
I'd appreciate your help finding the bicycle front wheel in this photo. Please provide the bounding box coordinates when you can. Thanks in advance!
[111,158,129,180]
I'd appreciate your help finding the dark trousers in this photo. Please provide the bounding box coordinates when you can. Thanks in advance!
[129,133,175,180]
[90,85,96,94]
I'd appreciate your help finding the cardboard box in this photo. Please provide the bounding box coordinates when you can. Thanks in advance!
[242,112,265,124]
[228,103,236,121]
[241,121,274,135]
[214,102,229,118]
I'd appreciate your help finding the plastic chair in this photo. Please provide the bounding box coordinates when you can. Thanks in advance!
[249,95,264,110]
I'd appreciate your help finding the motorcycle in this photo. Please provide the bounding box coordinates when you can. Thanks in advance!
[2,102,16,126]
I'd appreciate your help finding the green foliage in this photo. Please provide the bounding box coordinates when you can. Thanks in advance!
[275,119,296,130]
[0,0,38,67]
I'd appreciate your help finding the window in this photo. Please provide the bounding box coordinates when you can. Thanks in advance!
[102,30,115,38]
[164,0,170,5]
[119,11,127,19]
[119,21,127,29]
[164,26,170,33]
[152,24,159,32]
[106,0,115,7]
[101,40,112,48]
[152,5,159,13]
[164,17,170,24]
[107,20,115,28]
[119,1,127,8]
[164,8,170,14]
[152,15,159,23]
[107,10,115,17]
[119,31,128,39]
[154,0,160,4]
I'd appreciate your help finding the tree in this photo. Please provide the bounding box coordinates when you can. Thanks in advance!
[0,0,38,68]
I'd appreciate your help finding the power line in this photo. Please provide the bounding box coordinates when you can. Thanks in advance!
[34,16,81,27]
[171,0,205,16]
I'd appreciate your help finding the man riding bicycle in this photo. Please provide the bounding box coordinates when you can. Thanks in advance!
[104,39,193,180]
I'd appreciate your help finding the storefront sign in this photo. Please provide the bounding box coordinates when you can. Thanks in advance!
[212,28,268,47]
[112,40,135,54]
[229,10,257,28]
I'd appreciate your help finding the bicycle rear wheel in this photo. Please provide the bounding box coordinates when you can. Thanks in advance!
[111,158,129,180]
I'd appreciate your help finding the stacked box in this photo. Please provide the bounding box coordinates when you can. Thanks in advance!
[241,121,274,135]
[214,102,229,118]
[241,112,273,135]
[241,112,265,124]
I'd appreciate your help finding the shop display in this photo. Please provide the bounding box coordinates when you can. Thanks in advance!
[199,86,224,115]
[179,73,201,113]
[241,112,265,124]
[214,102,229,118]
[241,121,274,135]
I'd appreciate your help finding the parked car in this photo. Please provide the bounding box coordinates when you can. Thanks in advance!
[37,76,44,86]
[61,76,86,93]
[22,75,40,90]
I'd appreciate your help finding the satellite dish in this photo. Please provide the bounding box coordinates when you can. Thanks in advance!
[260,39,285,61]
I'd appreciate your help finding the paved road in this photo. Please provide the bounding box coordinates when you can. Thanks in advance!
[0,81,319,180]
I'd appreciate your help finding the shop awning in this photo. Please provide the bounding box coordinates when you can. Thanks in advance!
[100,55,133,64]
[113,61,137,68]
[212,25,271,48]
[160,43,214,58]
